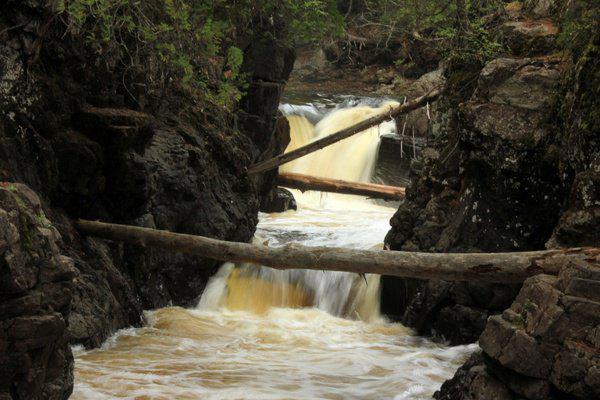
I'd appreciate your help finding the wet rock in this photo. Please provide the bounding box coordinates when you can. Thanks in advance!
[434,352,514,400]
[260,187,297,213]
[0,0,294,352]
[383,55,563,344]
[241,37,295,83]
[73,106,155,152]
[0,183,75,399]
[499,19,558,56]
[433,305,489,344]
[547,33,600,248]
[398,68,446,138]
[437,259,600,399]
[548,168,600,247]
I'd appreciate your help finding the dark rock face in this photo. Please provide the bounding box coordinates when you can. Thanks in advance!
[435,258,600,400]
[401,68,447,138]
[434,352,515,400]
[382,55,563,344]
[548,31,600,249]
[499,2,559,57]
[379,0,599,345]
[239,27,294,209]
[548,168,600,248]
[0,184,76,399]
[1,0,294,396]
[433,14,600,398]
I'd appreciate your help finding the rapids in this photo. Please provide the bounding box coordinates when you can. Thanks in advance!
[72,97,475,399]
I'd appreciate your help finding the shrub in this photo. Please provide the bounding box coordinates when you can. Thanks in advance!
[54,0,343,113]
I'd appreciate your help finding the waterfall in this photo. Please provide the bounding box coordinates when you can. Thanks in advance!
[74,97,475,399]
[198,100,399,322]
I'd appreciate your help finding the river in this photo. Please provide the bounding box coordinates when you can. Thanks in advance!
[72,95,475,399]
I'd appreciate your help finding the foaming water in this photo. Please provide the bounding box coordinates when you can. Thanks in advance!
[72,98,475,399]
[200,102,402,322]
[74,307,475,400]
[281,100,398,211]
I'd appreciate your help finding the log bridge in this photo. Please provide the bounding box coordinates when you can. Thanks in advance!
[75,219,599,284]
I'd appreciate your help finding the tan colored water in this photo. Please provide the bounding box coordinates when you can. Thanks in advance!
[73,100,474,399]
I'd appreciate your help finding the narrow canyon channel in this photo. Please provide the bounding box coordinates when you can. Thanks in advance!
[72,96,476,399]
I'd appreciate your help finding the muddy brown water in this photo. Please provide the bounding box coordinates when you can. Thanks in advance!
[72,97,475,399]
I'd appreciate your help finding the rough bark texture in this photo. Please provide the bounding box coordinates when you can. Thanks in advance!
[75,219,598,283]
[277,172,405,200]
[0,1,294,396]
[382,1,572,344]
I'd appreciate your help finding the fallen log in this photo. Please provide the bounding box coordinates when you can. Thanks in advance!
[277,172,405,200]
[74,219,599,283]
[247,88,442,175]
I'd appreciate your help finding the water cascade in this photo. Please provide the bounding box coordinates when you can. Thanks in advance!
[198,100,400,321]
[72,98,475,400]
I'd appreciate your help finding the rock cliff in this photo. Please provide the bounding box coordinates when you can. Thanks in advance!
[0,1,293,398]
[435,257,600,399]
[382,0,598,348]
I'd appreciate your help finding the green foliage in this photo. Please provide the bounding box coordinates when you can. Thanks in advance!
[357,0,503,68]
[445,18,503,68]
[36,212,53,229]
[284,0,344,43]
[558,0,599,57]
[54,0,342,112]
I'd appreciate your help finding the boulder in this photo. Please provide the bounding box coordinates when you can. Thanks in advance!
[0,183,76,399]
[399,68,446,138]
[436,258,600,399]
[500,19,558,56]
[260,187,297,213]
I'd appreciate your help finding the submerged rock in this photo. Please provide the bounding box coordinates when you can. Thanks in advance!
[260,187,298,213]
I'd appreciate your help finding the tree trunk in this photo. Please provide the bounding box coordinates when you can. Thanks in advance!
[74,219,598,283]
[247,88,442,175]
[277,172,405,200]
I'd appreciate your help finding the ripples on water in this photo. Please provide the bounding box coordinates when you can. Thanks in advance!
[72,98,475,399]
[74,307,475,400]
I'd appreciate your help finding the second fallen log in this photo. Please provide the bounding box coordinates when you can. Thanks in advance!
[277,172,405,200]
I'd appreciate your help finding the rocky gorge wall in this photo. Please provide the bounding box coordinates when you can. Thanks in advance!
[0,1,293,398]
[381,0,599,398]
